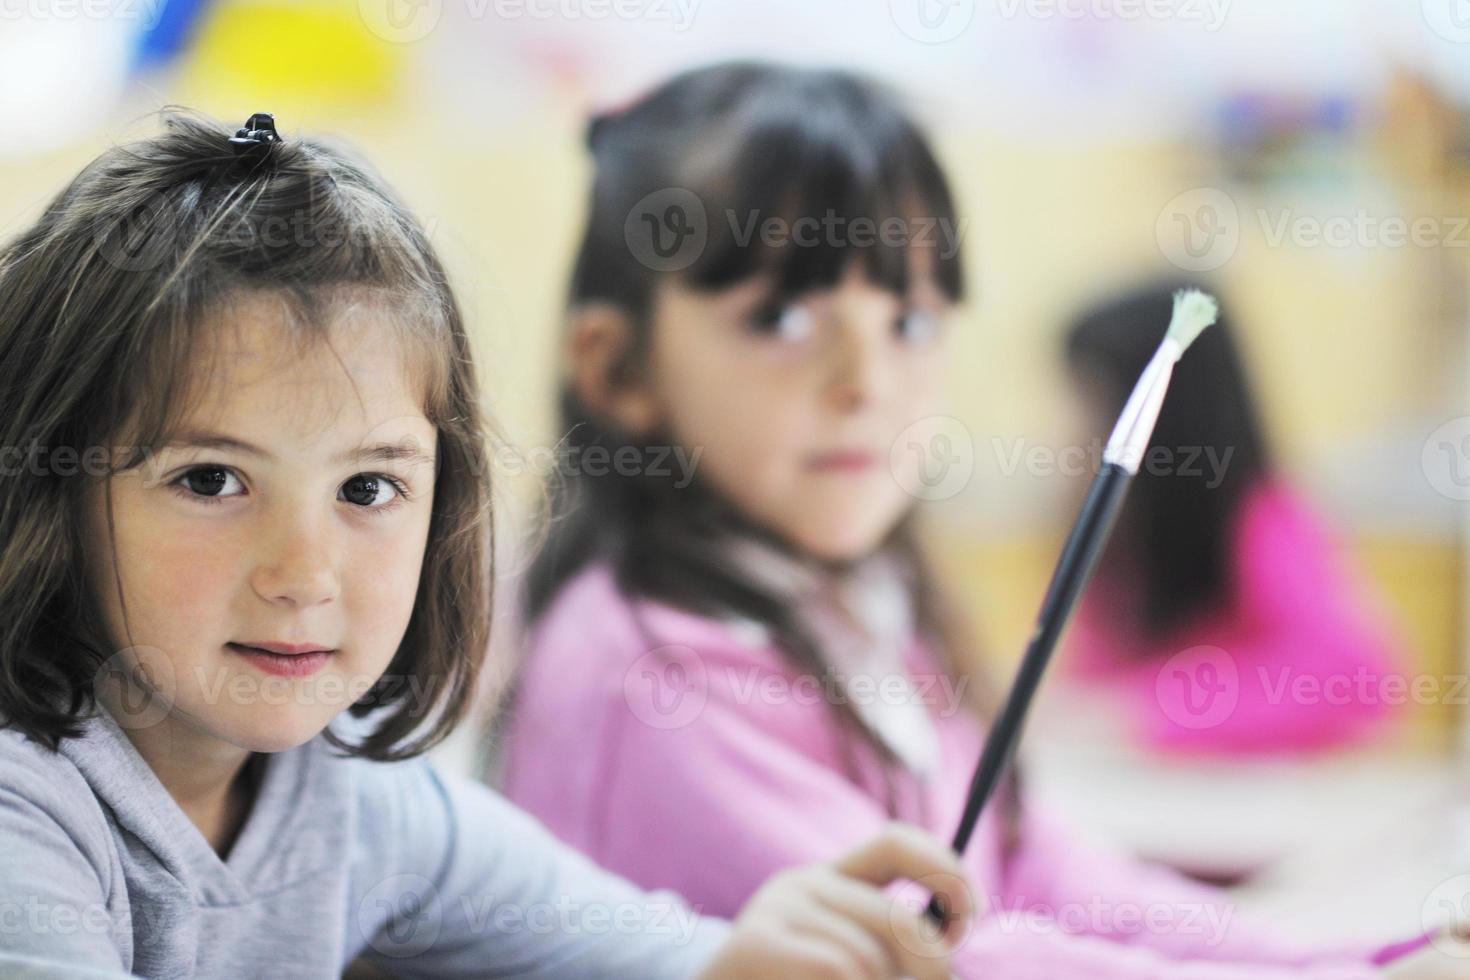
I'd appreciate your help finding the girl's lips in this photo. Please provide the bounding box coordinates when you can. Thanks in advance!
[807,451,877,472]
[226,642,334,678]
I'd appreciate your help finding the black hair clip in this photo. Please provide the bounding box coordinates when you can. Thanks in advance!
[229,112,281,162]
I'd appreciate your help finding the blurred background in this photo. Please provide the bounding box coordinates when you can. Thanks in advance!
[4,0,1469,948]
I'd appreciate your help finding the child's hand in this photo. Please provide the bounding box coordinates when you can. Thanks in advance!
[698,823,976,980]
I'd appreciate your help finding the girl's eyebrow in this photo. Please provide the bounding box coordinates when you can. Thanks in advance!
[168,430,436,468]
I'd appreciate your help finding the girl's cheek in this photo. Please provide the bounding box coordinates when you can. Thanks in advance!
[118,511,242,616]
[343,520,431,622]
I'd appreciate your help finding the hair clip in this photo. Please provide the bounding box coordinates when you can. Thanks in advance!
[228,112,281,161]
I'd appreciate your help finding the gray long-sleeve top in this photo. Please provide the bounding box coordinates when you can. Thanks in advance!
[0,703,729,978]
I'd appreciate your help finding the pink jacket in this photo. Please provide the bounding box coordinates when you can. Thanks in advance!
[501,561,1423,977]
[1070,479,1403,755]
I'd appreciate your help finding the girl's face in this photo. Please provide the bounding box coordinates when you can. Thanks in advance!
[647,261,951,561]
[82,295,438,754]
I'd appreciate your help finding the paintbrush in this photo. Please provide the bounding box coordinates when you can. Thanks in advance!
[926,288,1220,926]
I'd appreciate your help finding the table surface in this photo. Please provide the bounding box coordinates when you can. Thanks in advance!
[1027,681,1467,945]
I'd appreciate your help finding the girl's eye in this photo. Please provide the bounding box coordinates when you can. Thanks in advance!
[748,303,816,343]
[339,473,410,512]
[174,466,244,500]
[895,308,940,345]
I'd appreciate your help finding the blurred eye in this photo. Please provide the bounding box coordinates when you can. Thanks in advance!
[340,473,410,513]
[172,466,244,503]
[748,303,816,343]
[895,308,940,345]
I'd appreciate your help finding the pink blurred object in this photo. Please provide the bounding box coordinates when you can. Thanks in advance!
[1069,478,1406,755]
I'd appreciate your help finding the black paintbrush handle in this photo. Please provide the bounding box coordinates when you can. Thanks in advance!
[924,462,1132,927]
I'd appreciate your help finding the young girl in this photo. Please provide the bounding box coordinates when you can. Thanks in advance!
[0,109,981,980]
[499,62,1447,978]
[1063,281,1403,755]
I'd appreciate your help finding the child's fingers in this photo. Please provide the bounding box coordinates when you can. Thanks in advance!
[808,871,956,980]
[831,822,976,929]
[785,897,890,980]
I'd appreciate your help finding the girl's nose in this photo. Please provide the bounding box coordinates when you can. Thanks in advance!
[828,290,895,413]
[250,516,341,608]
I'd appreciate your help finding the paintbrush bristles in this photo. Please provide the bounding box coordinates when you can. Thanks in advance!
[1166,288,1219,354]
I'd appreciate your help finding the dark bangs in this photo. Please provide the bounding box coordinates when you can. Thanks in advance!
[679,73,966,304]
[571,61,966,317]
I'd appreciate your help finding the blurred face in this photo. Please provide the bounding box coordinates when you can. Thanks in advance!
[82,295,438,754]
[646,260,951,561]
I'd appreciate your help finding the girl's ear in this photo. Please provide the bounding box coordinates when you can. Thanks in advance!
[566,303,660,436]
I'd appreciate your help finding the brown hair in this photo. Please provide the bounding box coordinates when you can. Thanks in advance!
[0,109,494,761]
